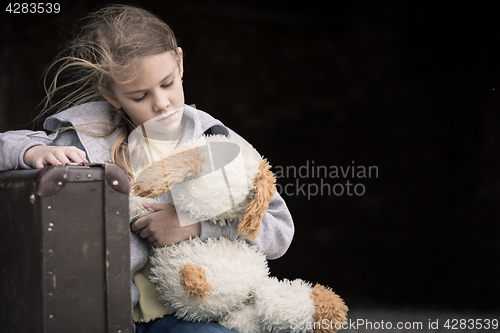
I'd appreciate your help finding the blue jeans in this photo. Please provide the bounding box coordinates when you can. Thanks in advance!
[135,315,237,333]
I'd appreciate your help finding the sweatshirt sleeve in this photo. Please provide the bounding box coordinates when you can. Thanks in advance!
[198,128,295,260]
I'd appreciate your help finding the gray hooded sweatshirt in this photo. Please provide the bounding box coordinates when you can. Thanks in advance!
[0,101,294,311]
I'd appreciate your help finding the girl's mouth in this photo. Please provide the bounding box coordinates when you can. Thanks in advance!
[156,111,177,124]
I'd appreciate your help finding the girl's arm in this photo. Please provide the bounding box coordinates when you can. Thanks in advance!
[250,191,294,259]
[0,129,87,170]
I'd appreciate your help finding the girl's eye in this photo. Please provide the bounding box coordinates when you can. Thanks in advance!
[161,80,174,88]
[132,80,173,102]
[134,94,147,102]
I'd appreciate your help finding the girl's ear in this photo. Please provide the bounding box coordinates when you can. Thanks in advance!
[99,86,121,110]
[177,47,184,79]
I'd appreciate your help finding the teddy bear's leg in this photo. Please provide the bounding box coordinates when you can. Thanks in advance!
[150,237,269,324]
[254,278,347,333]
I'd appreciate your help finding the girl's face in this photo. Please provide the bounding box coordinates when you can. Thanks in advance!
[104,49,185,137]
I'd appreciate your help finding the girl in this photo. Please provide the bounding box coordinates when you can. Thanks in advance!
[0,4,294,333]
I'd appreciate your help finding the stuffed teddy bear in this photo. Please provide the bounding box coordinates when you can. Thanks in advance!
[129,135,348,333]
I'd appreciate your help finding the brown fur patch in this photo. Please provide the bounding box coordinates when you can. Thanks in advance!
[133,145,205,198]
[311,284,348,332]
[238,158,276,239]
[180,263,212,299]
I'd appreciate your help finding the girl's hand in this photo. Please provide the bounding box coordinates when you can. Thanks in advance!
[131,202,201,248]
[24,145,88,169]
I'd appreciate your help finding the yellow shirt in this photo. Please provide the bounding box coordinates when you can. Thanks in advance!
[133,138,178,323]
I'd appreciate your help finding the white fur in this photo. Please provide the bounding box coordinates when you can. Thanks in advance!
[129,195,158,222]
[219,305,261,333]
[255,278,316,333]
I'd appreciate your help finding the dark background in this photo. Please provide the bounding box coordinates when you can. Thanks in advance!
[1,0,499,312]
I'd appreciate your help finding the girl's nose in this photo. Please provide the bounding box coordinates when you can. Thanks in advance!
[153,94,170,112]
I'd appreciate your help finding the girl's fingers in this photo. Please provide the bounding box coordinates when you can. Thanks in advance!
[67,147,88,163]
[147,202,171,212]
[53,151,71,165]
[26,146,89,169]
[45,154,63,166]
[130,220,142,232]
[139,228,151,238]
[67,150,85,164]
[54,148,88,165]
[131,216,149,232]
[78,150,89,163]
[35,160,45,169]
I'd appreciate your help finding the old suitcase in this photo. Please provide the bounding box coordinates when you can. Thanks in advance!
[0,162,133,332]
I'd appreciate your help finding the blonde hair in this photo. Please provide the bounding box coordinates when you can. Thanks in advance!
[39,4,181,178]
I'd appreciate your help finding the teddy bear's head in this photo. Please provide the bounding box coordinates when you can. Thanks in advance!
[131,135,276,239]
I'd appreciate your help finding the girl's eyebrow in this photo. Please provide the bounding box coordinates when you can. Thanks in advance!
[124,70,175,95]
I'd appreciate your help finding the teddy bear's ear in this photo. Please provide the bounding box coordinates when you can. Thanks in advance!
[238,158,276,240]
[132,145,205,198]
